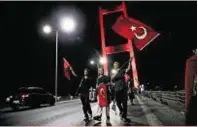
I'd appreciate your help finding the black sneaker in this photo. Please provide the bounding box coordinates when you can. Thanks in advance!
[93,116,101,121]
[121,117,130,122]
[83,117,89,122]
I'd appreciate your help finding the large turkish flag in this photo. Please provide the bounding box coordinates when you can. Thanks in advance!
[112,15,160,50]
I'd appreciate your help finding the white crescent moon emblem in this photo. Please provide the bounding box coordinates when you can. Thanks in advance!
[100,88,105,98]
[134,27,147,40]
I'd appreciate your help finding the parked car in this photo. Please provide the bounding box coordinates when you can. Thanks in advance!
[6,87,55,110]
[89,88,97,102]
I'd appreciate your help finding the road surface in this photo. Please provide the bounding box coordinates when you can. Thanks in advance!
[0,95,185,126]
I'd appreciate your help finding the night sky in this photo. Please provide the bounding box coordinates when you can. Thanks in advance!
[0,1,196,102]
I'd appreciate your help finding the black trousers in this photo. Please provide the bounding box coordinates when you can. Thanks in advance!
[115,89,128,118]
[80,94,92,119]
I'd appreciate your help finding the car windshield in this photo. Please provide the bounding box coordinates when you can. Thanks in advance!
[17,88,46,94]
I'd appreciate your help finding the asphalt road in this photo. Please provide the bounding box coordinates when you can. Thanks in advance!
[0,95,185,126]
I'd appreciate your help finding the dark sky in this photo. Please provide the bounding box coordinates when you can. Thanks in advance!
[0,1,196,100]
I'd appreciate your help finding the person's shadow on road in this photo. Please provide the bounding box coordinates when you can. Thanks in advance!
[122,119,149,126]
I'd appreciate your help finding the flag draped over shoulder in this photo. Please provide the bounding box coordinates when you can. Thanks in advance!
[63,58,71,80]
[112,15,160,50]
[98,83,108,107]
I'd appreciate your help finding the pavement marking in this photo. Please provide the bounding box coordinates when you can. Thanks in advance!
[136,95,163,126]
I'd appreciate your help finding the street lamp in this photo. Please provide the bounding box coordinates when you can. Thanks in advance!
[89,57,107,70]
[90,60,95,65]
[60,17,76,33]
[42,17,76,103]
[99,57,107,65]
[43,25,52,34]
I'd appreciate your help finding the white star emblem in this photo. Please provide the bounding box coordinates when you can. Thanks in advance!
[130,26,136,31]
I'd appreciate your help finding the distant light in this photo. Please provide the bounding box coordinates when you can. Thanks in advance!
[43,25,52,34]
[193,49,197,54]
[111,69,117,74]
[90,60,95,65]
[99,57,107,64]
[60,17,76,33]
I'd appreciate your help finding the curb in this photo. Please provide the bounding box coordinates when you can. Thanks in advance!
[56,98,80,104]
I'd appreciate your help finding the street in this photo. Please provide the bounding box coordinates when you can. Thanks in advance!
[0,95,185,126]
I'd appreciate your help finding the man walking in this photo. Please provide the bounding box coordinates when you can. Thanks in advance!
[111,59,131,122]
[76,68,93,122]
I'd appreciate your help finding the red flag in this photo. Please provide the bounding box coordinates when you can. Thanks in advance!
[98,83,108,107]
[63,58,71,80]
[124,74,130,83]
[112,15,160,50]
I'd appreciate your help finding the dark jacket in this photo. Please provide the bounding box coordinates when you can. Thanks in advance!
[112,69,127,92]
[78,77,92,95]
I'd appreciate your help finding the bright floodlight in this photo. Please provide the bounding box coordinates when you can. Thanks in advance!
[90,60,95,65]
[43,25,52,34]
[60,17,76,33]
[111,69,117,74]
[99,57,107,64]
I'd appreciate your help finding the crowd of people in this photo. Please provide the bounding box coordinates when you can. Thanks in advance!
[67,52,197,126]
[69,58,143,124]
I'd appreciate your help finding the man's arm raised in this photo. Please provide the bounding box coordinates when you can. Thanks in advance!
[125,57,133,73]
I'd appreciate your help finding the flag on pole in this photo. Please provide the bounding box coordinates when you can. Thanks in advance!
[63,58,71,80]
[112,15,160,50]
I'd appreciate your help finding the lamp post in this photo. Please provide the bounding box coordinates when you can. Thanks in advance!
[55,30,58,103]
[89,56,107,71]
[42,17,76,103]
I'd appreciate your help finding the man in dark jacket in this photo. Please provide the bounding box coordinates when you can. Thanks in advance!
[111,60,131,122]
[76,68,93,122]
